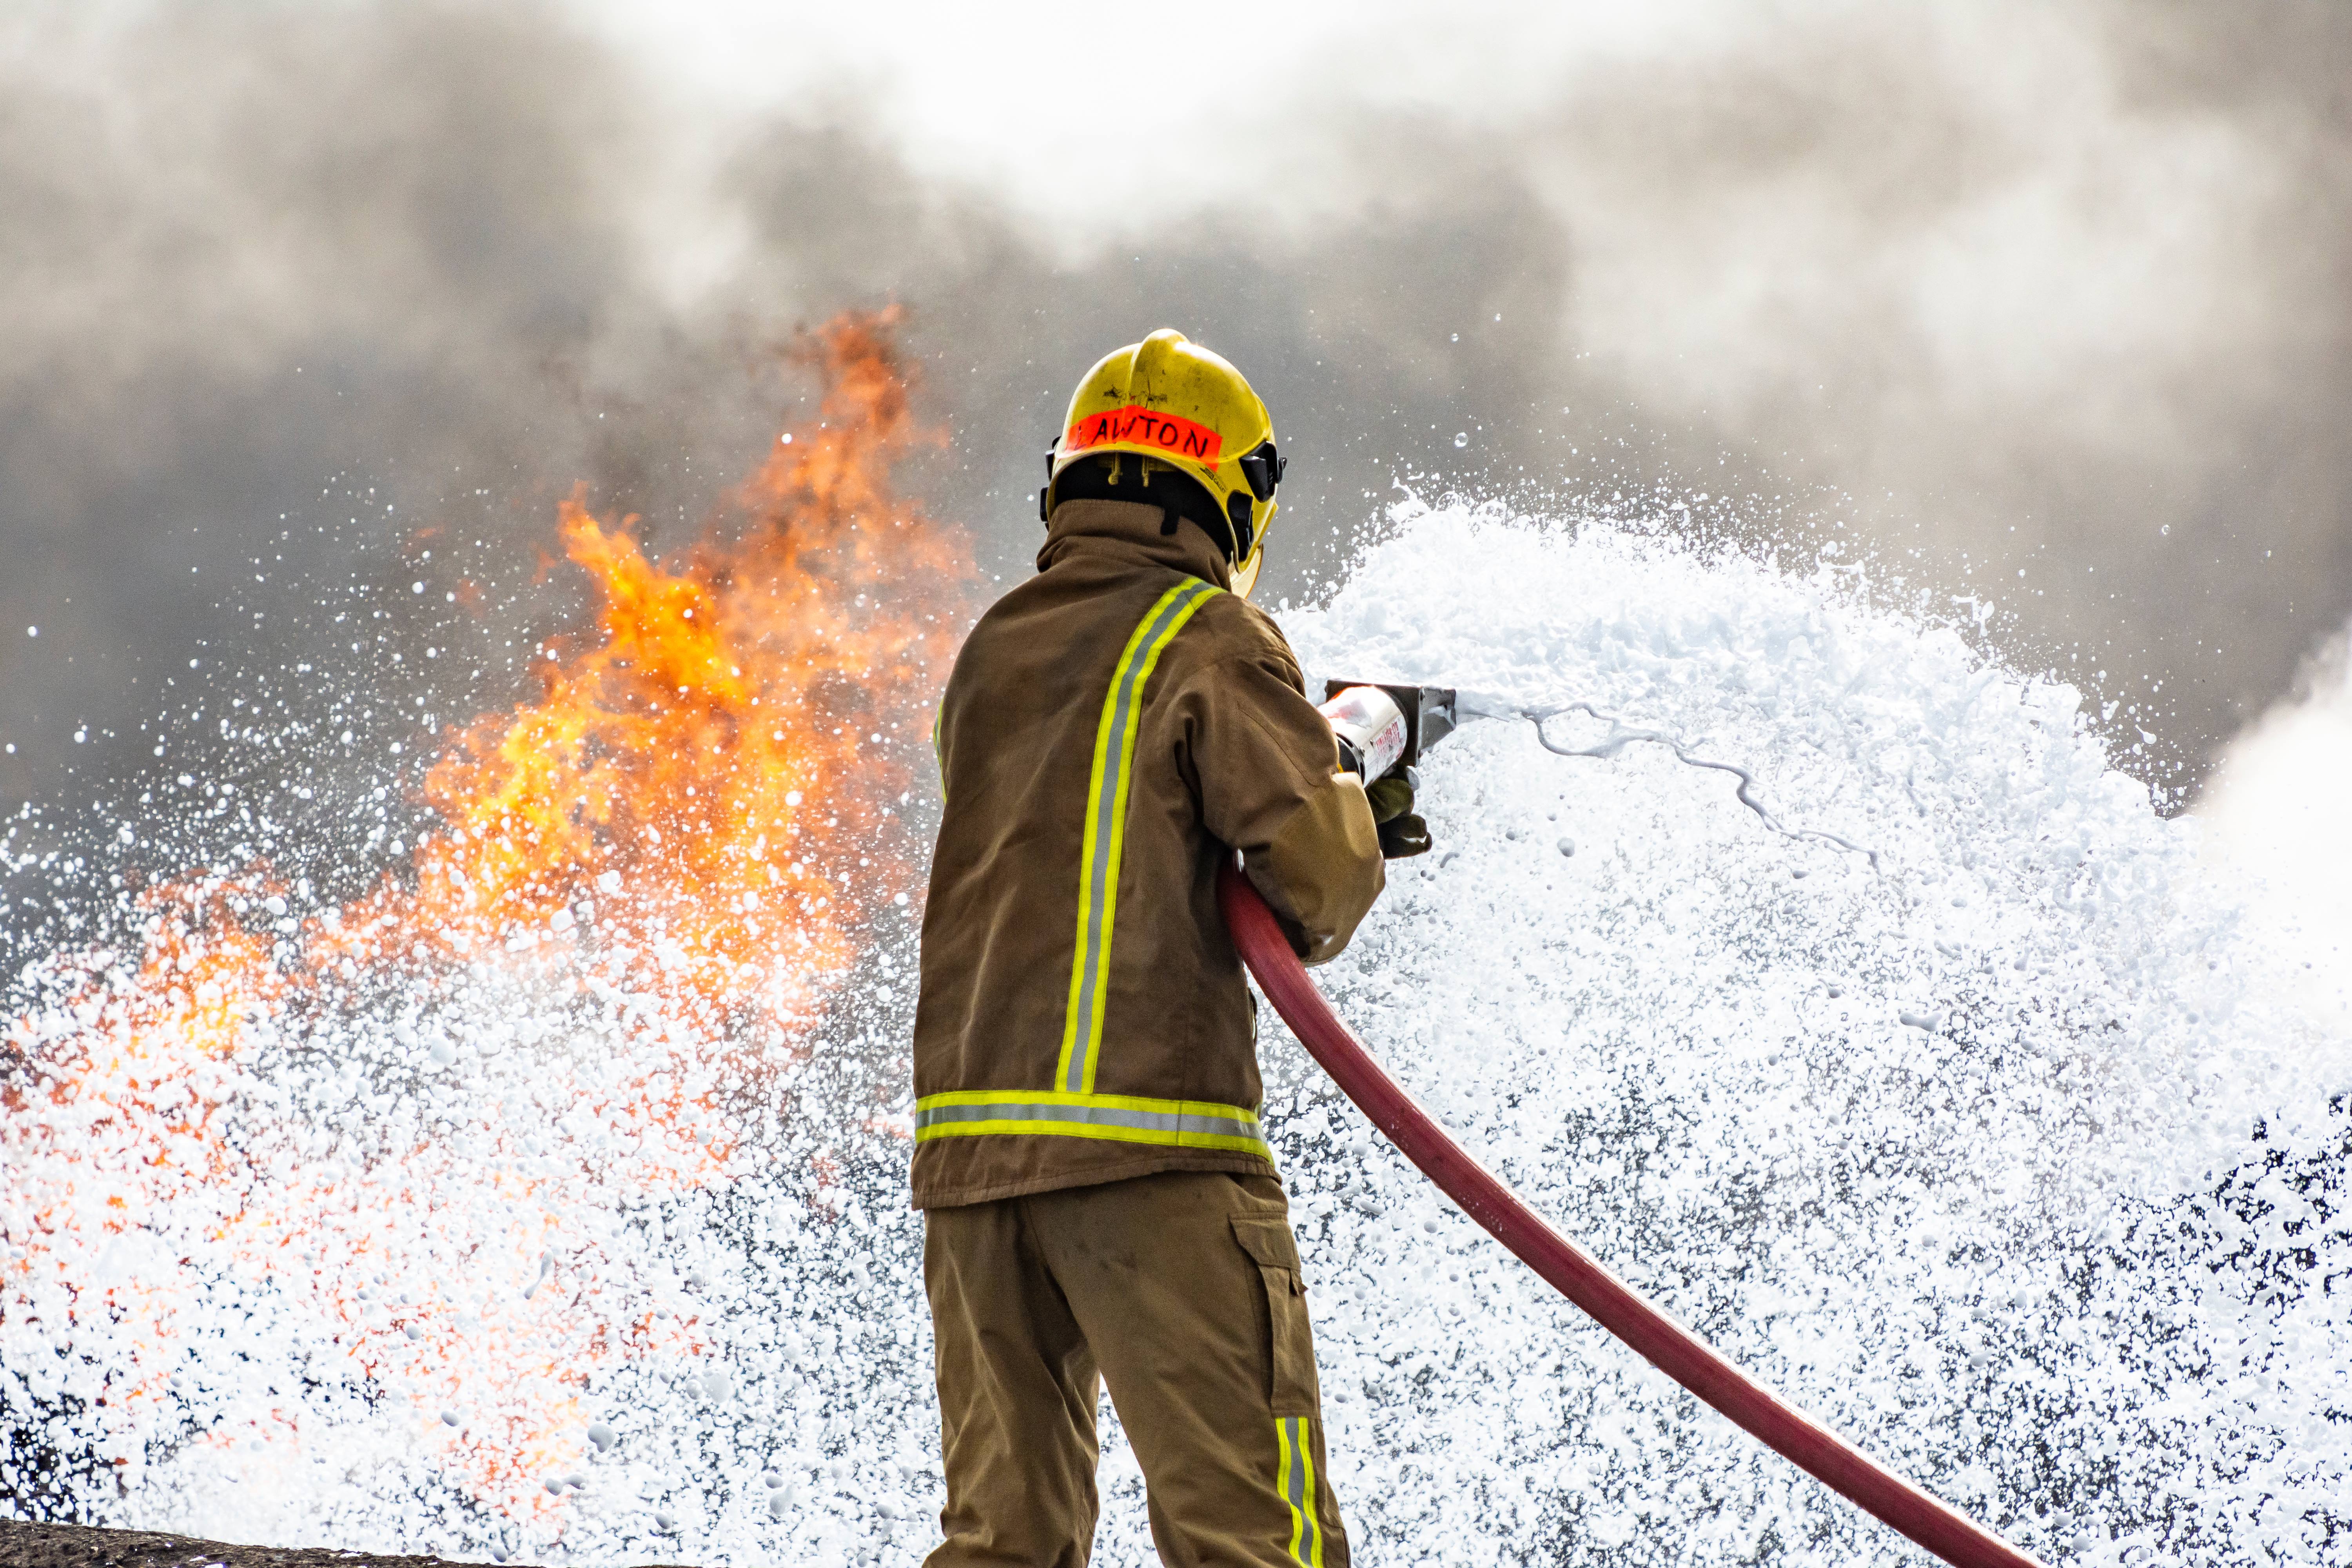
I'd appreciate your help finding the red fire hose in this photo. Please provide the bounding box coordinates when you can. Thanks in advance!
[1218,860,2044,1568]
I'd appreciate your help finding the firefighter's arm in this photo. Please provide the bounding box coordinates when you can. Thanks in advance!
[1183,647,1385,965]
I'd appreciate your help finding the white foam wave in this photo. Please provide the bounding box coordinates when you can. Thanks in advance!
[7,502,2347,1565]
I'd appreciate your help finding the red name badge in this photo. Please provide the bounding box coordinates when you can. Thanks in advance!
[1065,405,1224,465]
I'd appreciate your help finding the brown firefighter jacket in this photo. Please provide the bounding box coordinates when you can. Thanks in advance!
[910,499,1385,1210]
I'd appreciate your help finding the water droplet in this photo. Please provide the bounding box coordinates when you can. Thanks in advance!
[1453,432,1469,449]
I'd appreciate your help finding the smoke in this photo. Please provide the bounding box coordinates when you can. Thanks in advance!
[2200,617,2352,1023]
[3,0,2348,848]
[1503,2,2352,790]
[0,4,786,823]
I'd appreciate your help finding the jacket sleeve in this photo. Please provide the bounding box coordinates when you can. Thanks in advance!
[1176,636,1386,965]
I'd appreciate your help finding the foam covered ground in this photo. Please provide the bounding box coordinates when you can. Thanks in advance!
[8,503,2349,1566]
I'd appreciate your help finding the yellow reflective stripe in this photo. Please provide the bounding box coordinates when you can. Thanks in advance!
[1300,1420,1323,1568]
[918,1089,1258,1114]
[931,702,945,791]
[912,1089,1271,1161]
[1277,1420,1301,1563]
[915,1120,1269,1155]
[1278,1416,1323,1566]
[1056,577,1220,1093]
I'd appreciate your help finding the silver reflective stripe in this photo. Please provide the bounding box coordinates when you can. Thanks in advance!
[915,1099,1261,1141]
[1057,576,1220,1092]
[1279,1415,1323,1567]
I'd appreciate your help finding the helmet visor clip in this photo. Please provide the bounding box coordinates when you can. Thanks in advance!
[1238,441,1283,504]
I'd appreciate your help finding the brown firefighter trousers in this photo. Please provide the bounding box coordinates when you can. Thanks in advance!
[922,1170,1349,1568]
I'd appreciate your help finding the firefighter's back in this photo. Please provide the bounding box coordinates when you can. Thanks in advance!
[914,495,1379,1210]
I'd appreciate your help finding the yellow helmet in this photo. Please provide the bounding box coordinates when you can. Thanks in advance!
[1042,328,1286,598]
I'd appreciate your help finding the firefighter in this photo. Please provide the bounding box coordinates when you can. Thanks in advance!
[913,329,1418,1566]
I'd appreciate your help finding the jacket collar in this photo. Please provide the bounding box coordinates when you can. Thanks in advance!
[1036,499,1234,591]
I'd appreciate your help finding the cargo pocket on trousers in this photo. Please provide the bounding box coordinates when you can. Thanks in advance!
[1232,1217,1318,1417]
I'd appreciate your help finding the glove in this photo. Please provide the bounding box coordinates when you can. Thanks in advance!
[1364,771,1432,860]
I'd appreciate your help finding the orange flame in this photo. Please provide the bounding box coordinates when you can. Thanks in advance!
[2,311,972,1517]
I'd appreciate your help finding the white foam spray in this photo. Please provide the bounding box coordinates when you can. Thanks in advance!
[5,501,2347,1566]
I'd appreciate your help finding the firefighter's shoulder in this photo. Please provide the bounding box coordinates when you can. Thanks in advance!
[1167,581,1303,684]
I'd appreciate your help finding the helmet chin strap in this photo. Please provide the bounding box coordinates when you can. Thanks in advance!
[1045,454,1249,576]
[1223,492,1254,566]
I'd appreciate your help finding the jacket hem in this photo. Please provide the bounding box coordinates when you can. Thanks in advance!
[910,1148,1275,1210]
